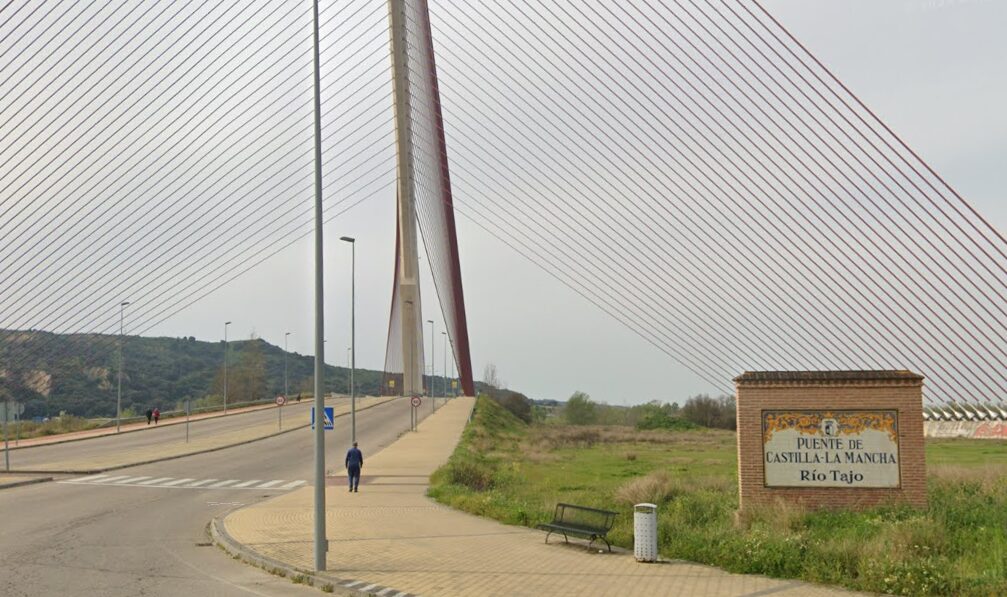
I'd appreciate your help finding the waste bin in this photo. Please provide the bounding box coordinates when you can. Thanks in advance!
[634,503,658,562]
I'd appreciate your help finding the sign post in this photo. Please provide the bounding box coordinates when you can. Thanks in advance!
[276,395,287,430]
[185,398,191,443]
[410,395,422,431]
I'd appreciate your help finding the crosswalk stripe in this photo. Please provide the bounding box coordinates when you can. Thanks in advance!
[77,474,111,483]
[138,477,174,485]
[209,480,239,488]
[92,475,130,483]
[255,480,285,488]
[114,476,151,484]
[343,581,364,588]
[280,480,306,489]
[359,584,379,593]
[232,480,261,488]
[186,479,217,487]
[158,478,195,486]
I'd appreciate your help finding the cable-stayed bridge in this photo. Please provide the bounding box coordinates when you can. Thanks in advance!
[0,1,1004,420]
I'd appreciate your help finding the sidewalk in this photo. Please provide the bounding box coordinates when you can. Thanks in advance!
[219,398,859,597]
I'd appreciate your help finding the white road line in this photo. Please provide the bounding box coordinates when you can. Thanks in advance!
[209,480,239,488]
[375,588,395,596]
[137,477,175,485]
[91,475,130,484]
[231,480,261,488]
[279,480,306,489]
[76,474,111,483]
[359,584,379,593]
[158,478,195,486]
[187,479,217,487]
[255,480,284,489]
[343,581,364,588]
[114,476,151,484]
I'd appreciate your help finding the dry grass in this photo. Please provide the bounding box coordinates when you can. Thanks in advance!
[736,497,808,532]
[529,424,731,451]
[614,470,679,506]
[929,463,1007,491]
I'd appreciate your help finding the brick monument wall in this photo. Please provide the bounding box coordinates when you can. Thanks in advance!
[736,371,926,511]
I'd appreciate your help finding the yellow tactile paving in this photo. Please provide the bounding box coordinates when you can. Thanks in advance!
[223,398,861,597]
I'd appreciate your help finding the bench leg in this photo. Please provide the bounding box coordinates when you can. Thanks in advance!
[601,536,612,552]
[544,530,552,544]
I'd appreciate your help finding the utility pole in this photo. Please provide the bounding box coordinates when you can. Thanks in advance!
[223,321,231,413]
[116,301,130,432]
[312,0,327,572]
[442,331,447,400]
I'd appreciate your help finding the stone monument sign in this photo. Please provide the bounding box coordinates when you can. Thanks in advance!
[736,371,926,511]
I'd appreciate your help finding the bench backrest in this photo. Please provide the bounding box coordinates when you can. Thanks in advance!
[554,503,616,531]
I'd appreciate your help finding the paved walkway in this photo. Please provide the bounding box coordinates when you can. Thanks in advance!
[14,396,396,473]
[222,398,858,597]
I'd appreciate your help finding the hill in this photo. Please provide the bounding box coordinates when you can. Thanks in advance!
[0,330,394,418]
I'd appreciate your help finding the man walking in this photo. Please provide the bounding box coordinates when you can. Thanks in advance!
[345,441,363,493]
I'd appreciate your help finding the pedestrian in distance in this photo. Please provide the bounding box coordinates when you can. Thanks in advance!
[153,407,160,425]
[345,441,363,493]
[145,408,153,425]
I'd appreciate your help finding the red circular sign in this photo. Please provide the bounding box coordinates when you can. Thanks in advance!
[410,396,422,407]
[275,395,287,406]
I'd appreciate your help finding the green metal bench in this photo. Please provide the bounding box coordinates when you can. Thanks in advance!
[537,503,617,552]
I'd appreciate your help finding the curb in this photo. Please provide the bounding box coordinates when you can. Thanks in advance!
[210,516,420,597]
[0,476,54,491]
[7,397,399,476]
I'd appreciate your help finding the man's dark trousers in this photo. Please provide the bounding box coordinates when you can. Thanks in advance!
[347,465,361,491]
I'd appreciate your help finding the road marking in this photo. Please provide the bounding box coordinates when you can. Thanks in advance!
[114,476,151,484]
[187,479,217,487]
[77,474,111,482]
[137,477,175,485]
[231,480,261,488]
[280,480,306,489]
[92,475,130,483]
[209,480,239,488]
[343,581,364,588]
[158,478,195,486]
[359,584,379,593]
[255,480,284,488]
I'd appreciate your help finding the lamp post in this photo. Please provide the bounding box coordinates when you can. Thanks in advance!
[339,235,356,443]
[406,300,415,431]
[311,0,326,571]
[223,321,231,413]
[116,301,130,432]
[427,319,434,411]
[284,332,291,398]
[442,331,447,400]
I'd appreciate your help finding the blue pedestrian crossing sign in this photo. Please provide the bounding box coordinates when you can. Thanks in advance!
[311,406,335,430]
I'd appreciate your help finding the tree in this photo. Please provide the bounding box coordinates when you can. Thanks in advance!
[564,391,597,425]
[483,363,501,389]
[681,394,736,430]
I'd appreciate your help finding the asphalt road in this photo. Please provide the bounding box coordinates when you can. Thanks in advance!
[0,396,437,597]
[6,397,333,471]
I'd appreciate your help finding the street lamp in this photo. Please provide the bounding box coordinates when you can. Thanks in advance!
[116,301,130,432]
[427,320,434,407]
[224,321,231,413]
[284,332,291,398]
[340,235,356,443]
[346,347,352,393]
[442,331,448,399]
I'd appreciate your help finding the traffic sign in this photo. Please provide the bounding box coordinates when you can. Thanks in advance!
[310,406,335,430]
[275,395,287,406]
[410,396,422,408]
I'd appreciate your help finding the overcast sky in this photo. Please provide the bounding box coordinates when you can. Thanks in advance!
[3,1,1004,405]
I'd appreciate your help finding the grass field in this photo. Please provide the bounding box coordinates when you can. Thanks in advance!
[429,397,1007,596]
